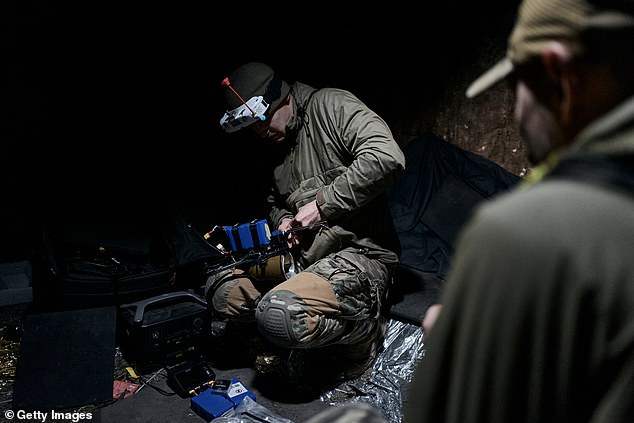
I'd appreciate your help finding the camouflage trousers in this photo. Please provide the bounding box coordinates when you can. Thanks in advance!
[205,247,391,349]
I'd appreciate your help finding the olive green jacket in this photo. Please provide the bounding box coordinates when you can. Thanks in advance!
[267,82,405,270]
[404,95,634,422]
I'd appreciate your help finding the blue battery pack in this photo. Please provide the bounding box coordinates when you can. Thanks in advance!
[190,378,256,421]
[222,226,238,252]
[224,220,271,252]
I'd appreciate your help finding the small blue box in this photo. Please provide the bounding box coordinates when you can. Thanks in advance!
[253,220,272,248]
[222,226,238,252]
[190,378,256,421]
[191,390,234,421]
[237,223,255,250]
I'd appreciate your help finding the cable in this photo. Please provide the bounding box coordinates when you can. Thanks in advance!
[221,77,257,116]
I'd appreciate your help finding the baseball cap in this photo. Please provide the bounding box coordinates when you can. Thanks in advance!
[466,0,634,98]
[220,62,290,132]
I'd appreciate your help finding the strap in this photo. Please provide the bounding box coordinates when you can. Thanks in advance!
[248,220,261,248]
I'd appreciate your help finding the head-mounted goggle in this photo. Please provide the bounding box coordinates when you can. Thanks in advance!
[220,95,269,133]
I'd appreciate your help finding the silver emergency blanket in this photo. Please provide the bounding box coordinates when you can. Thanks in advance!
[216,319,425,423]
[319,319,425,423]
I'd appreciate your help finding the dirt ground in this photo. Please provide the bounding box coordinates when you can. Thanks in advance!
[0,302,421,423]
[0,302,333,422]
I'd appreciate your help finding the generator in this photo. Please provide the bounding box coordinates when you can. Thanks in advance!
[118,291,209,373]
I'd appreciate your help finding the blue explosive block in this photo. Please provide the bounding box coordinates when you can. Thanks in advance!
[223,219,271,252]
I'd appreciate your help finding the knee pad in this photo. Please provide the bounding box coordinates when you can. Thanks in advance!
[210,278,238,318]
[255,290,303,348]
[204,268,236,301]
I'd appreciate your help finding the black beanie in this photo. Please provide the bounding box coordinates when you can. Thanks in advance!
[224,62,290,113]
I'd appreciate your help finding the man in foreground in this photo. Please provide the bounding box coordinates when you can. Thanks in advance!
[406,0,634,421]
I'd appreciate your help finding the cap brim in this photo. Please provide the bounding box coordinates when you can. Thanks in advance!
[466,58,514,98]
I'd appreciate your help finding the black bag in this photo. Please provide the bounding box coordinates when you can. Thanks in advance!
[41,204,224,308]
[42,210,176,308]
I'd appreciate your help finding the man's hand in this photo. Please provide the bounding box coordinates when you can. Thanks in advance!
[278,201,325,248]
[293,200,324,228]
[278,217,301,248]
[422,304,442,335]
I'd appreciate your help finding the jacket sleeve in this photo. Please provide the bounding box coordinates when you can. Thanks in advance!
[267,184,293,228]
[314,90,406,220]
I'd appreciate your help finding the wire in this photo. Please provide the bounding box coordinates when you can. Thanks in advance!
[136,368,177,397]
[221,77,257,116]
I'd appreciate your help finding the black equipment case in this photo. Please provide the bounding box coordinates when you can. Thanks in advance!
[41,204,224,308]
[43,211,176,308]
[118,290,210,374]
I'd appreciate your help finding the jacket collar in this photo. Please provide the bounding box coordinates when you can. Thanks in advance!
[568,94,634,157]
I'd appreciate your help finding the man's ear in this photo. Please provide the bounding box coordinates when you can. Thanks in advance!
[541,41,577,124]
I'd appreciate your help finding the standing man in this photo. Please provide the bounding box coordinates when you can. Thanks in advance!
[406,0,634,422]
[207,62,405,384]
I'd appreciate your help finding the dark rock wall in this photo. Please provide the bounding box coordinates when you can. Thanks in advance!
[390,6,529,177]
[396,43,529,177]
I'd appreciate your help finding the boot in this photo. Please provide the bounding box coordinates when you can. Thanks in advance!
[335,314,388,381]
[204,320,264,369]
